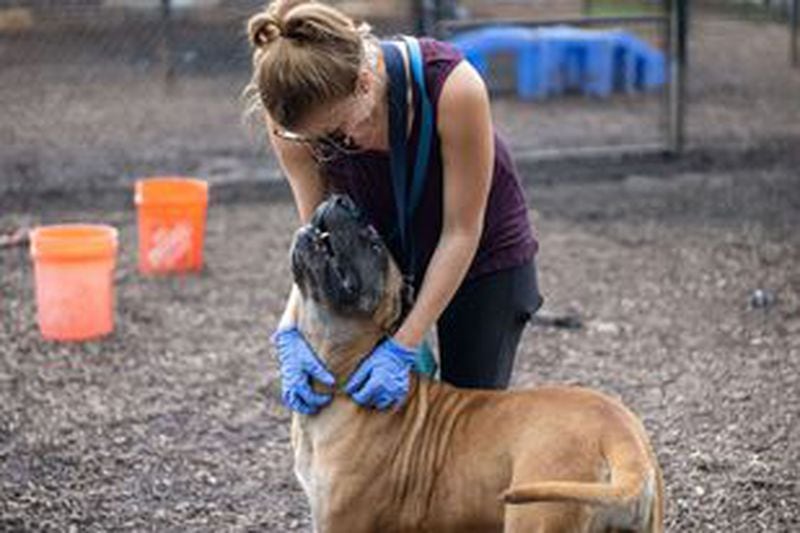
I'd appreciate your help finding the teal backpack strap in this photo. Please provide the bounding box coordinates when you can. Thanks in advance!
[400,36,438,379]
[380,41,410,258]
[400,35,434,232]
[384,36,434,285]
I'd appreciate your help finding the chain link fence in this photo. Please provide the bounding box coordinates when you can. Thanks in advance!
[1,0,799,198]
[0,0,417,197]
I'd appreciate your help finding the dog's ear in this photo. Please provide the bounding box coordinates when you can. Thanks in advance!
[372,259,406,333]
[399,278,415,326]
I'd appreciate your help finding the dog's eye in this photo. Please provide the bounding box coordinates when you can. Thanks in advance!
[360,227,383,252]
[353,208,369,227]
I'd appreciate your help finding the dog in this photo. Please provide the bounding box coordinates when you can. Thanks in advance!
[286,194,664,532]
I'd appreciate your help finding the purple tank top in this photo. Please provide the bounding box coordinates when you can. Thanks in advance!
[322,38,538,286]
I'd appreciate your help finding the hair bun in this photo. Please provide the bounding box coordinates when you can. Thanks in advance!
[248,13,283,48]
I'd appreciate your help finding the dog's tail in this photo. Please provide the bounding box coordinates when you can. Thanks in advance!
[503,469,660,530]
[502,436,663,531]
[502,469,651,506]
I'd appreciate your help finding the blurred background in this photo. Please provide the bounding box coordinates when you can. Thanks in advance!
[1,0,798,201]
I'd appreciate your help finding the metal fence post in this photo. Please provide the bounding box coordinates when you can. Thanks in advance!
[416,0,437,36]
[160,0,174,83]
[668,0,688,154]
[791,0,799,67]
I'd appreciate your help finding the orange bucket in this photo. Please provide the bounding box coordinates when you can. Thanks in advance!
[135,177,209,274]
[29,224,118,341]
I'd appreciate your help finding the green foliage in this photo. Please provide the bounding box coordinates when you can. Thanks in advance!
[585,0,663,17]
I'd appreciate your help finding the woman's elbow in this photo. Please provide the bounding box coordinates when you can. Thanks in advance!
[441,221,484,252]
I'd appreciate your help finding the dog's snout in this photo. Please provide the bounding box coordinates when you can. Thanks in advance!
[333,195,356,211]
[329,195,364,223]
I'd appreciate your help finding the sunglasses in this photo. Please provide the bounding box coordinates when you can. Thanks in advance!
[273,126,362,161]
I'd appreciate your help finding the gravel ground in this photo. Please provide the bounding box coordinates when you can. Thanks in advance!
[1,4,799,532]
[2,162,799,531]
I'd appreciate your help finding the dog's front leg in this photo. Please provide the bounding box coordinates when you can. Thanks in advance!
[293,418,381,532]
[291,416,322,529]
[313,498,380,533]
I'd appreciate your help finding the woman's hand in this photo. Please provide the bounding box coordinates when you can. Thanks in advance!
[272,326,336,415]
[345,337,418,410]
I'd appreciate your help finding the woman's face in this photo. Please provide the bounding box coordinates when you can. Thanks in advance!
[274,67,384,158]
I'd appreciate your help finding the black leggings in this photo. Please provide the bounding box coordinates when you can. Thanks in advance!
[436,261,543,390]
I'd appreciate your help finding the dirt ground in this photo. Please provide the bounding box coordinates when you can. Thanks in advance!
[1,4,800,533]
[2,161,800,532]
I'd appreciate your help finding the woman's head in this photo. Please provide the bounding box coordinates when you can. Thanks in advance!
[245,0,372,132]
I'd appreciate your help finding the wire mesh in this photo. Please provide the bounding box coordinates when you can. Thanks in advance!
[0,1,415,196]
[1,0,798,196]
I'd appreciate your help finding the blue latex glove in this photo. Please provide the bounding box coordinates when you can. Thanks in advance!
[271,327,336,415]
[345,337,418,410]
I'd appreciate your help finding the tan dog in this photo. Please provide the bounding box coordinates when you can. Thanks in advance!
[288,195,664,532]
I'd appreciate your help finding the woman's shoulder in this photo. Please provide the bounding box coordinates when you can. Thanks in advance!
[418,37,463,64]
[379,35,466,106]
[380,36,462,63]
[417,37,464,105]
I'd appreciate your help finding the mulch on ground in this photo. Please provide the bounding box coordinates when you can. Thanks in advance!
[2,162,798,531]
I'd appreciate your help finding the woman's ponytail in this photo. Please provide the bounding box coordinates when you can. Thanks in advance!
[244,0,370,129]
[247,12,282,48]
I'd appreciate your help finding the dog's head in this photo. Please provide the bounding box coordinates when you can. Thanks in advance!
[290,195,405,332]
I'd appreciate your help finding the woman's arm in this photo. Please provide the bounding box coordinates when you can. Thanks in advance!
[393,60,494,348]
[267,116,337,415]
[266,115,327,329]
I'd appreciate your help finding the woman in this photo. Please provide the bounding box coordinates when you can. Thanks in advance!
[246,0,542,415]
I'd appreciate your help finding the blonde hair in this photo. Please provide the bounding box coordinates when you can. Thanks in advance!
[244,0,371,130]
